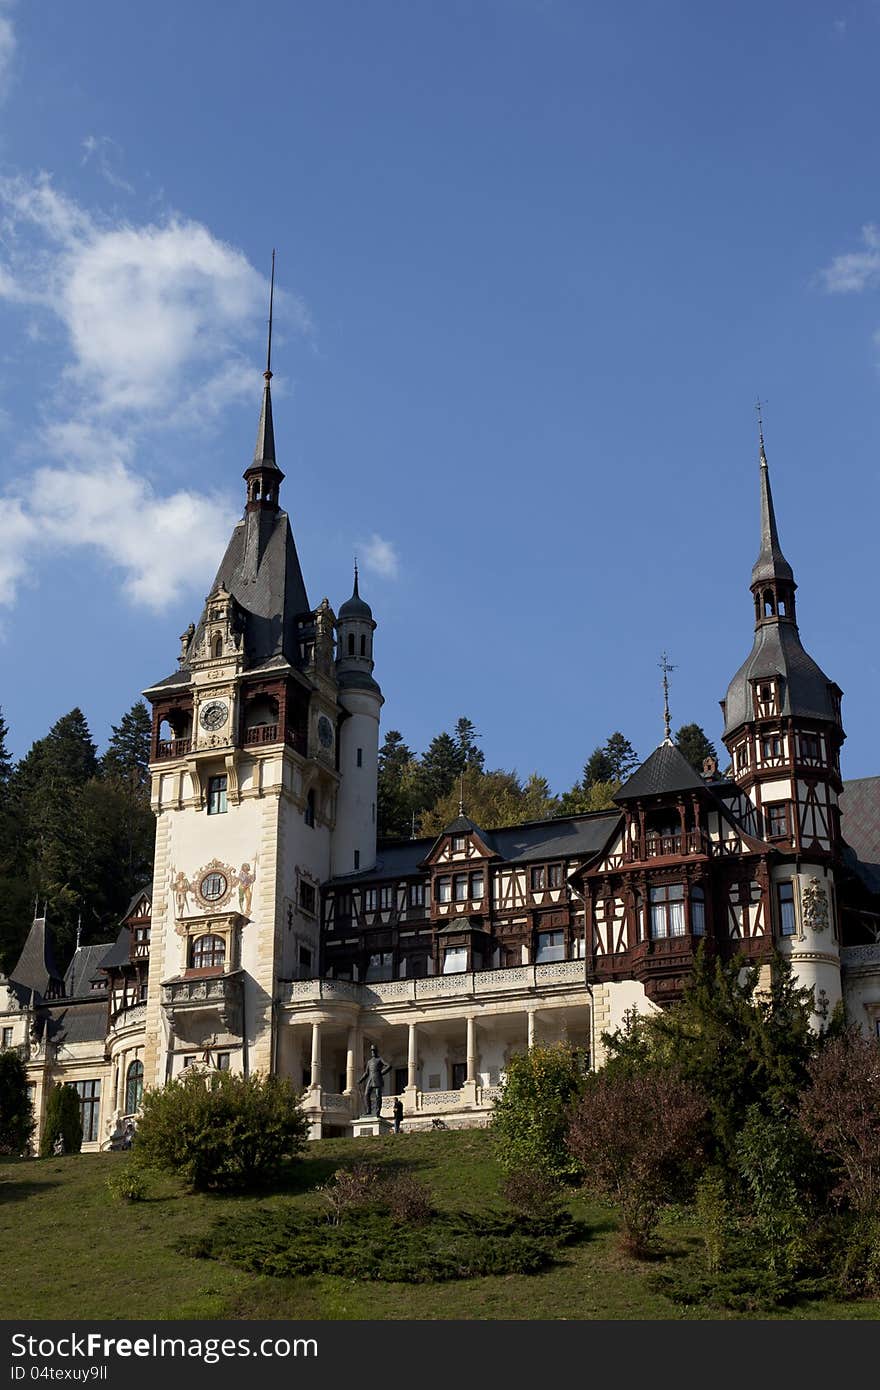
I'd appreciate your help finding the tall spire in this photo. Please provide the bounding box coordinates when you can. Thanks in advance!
[751,401,793,587]
[244,250,284,507]
[660,651,676,745]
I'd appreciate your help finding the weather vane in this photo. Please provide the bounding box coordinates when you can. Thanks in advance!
[755,396,768,455]
[660,651,676,743]
[265,248,276,381]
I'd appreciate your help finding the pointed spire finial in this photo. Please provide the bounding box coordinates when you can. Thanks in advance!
[660,651,676,744]
[755,396,768,463]
[458,773,465,817]
[265,248,275,382]
[353,556,359,596]
[75,914,81,952]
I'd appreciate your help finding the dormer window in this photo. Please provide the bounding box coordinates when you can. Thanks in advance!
[754,679,779,718]
[451,835,466,852]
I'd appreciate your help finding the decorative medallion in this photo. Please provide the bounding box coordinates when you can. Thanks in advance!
[192,859,235,910]
[802,877,829,933]
[317,714,334,749]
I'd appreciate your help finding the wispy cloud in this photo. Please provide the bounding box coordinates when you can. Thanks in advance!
[0,8,15,104]
[820,224,880,294]
[359,533,399,579]
[81,135,134,195]
[0,171,311,613]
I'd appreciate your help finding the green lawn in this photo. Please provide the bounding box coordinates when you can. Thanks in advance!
[1,1129,878,1321]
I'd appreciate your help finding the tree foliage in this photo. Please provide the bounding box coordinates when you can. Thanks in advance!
[0,1049,34,1156]
[799,1031,880,1217]
[675,723,718,772]
[133,1069,308,1191]
[567,1067,707,1253]
[40,1083,83,1157]
[490,1043,587,1181]
[420,767,559,837]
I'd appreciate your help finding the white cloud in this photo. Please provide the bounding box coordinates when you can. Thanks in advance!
[81,135,134,195]
[0,458,234,611]
[820,224,880,294]
[0,13,15,104]
[359,533,399,579]
[0,172,314,616]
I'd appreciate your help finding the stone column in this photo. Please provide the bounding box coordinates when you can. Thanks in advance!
[116,1053,126,1114]
[527,1009,536,1049]
[407,1023,418,1088]
[345,1025,358,1094]
[466,1016,477,1083]
[310,1021,322,1089]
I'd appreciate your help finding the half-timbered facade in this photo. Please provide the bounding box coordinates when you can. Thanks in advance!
[3,365,880,1148]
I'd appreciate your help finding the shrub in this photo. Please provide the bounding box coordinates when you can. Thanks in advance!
[799,1030,880,1218]
[694,1168,732,1275]
[106,1163,149,1202]
[318,1163,382,1224]
[734,1103,813,1274]
[500,1167,563,1220]
[133,1069,307,1190]
[39,1083,83,1157]
[566,1067,706,1255]
[319,1164,433,1226]
[490,1043,587,1181]
[380,1172,434,1226]
[0,1050,34,1156]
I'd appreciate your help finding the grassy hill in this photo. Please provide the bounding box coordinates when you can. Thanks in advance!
[1,1128,878,1321]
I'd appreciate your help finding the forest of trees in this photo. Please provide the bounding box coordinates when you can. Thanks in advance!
[377,716,719,841]
[0,702,155,974]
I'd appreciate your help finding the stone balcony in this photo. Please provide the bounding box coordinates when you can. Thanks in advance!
[841,943,880,973]
[301,1083,505,1136]
[161,970,244,1041]
[282,958,588,1013]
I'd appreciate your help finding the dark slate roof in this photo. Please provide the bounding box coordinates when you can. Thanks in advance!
[752,450,794,586]
[337,667,382,695]
[9,917,64,1000]
[144,668,191,692]
[722,621,840,736]
[120,886,151,922]
[246,378,281,475]
[325,811,621,887]
[614,741,706,802]
[338,569,373,621]
[840,776,880,896]
[41,1000,108,1048]
[64,944,112,999]
[99,926,133,970]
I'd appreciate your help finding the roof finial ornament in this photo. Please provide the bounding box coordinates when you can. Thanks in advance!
[660,651,676,744]
[75,914,81,952]
[353,556,359,596]
[265,248,275,383]
[755,396,768,465]
[458,773,465,817]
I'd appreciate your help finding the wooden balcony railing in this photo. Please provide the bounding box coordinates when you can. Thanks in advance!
[244,723,278,745]
[155,737,191,760]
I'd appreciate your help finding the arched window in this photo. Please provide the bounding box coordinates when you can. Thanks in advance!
[304,789,316,828]
[691,885,706,936]
[125,1059,144,1115]
[347,633,355,656]
[763,589,775,618]
[211,633,223,659]
[360,634,367,656]
[777,597,786,616]
[191,934,226,969]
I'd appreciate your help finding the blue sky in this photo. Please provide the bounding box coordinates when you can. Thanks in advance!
[0,1,878,793]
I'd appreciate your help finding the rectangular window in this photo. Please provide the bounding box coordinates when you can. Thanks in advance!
[182,1054,199,1068]
[365,952,393,982]
[453,873,469,902]
[299,881,316,914]
[548,864,563,889]
[761,735,782,759]
[799,733,821,761]
[354,850,360,870]
[649,884,685,938]
[451,835,466,852]
[364,888,378,913]
[394,1067,408,1096]
[736,743,750,771]
[138,979,148,1002]
[765,803,788,838]
[356,747,363,767]
[536,930,565,963]
[530,866,546,892]
[207,775,227,815]
[691,887,706,936]
[1,1027,12,1048]
[470,871,484,899]
[437,876,452,903]
[298,945,313,970]
[336,893,352,922]
[777,881,796,936]
[216,1052,230,1071]
[379,886,394,911]
[451,1062,467,1089]
[409,883,425,908]
[69,1079,101,1143]
[442,946,467,975]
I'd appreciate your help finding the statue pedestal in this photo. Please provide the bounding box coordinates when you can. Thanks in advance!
[351,1114,393,1138]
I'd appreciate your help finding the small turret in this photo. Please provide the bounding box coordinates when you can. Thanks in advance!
[331,564,383,876]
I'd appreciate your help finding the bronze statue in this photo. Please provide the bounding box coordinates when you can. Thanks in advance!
[358,1044,392,1117]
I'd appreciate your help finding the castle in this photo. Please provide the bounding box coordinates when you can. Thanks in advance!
[3,347,880,1149]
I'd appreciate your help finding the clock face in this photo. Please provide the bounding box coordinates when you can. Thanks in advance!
[199,700,228,732]
[317,715,333,748]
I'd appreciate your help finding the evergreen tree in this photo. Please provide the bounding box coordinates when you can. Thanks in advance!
[101,701,152,788]
[420,766,558,836]
[99,701,155,900]
[377,730,418,839]
[39,1083,83,1157]
[419,731,462,808]
[604,732,639,782]
[583,744,614,788]
[0,707,12,795]
[557,778,619,816]
[454,717,485,772]
[675,722,718,772]
[0,1049,34,1156]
